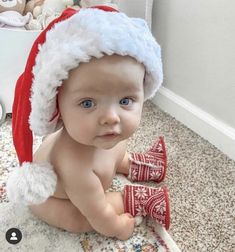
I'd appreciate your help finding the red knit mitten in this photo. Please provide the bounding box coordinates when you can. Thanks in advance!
[123,184,170,229]
[128,137,167,183]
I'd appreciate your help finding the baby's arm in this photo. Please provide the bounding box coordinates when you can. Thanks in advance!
[61,167,135,240]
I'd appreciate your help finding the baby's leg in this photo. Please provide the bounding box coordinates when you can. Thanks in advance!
[29,197,93,233]
[116,151,130,175]
[29,186,169,232]
[29,192,125,234]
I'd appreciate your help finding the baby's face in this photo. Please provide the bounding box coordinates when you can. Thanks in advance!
[58,54,145,149]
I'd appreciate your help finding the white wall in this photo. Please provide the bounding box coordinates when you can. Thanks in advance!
[151,0,235,160]
[114,0,153,28]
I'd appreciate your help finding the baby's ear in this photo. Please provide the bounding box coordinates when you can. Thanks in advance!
[56,113,64,131]
[143,70,147,83]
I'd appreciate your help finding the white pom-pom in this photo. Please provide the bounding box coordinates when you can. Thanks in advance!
[7,162,57,205]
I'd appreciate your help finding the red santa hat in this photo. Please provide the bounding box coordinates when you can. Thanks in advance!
[7,6,163,205]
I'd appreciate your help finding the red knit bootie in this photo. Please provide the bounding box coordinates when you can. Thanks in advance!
[123,184,170,229]
[128,137,167,183]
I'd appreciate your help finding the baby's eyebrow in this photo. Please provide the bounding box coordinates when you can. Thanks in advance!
[123,85,143,92]
[72,86,141,95]
[71,87,101,94]
[71,81,142,94]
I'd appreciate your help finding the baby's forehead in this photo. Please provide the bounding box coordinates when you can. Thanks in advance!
[65,75,144,96]
[73,78,143,94]
[63,55,145,93]
[90,54,141,64]
[79,54,145,72]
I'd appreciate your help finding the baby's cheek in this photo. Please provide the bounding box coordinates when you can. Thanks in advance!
[78,123,93,137]
[68,119,89,136]
[124,114,141,136]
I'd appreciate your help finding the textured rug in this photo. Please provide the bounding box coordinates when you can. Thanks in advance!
[0,104,181,251]
[0,176,180,252]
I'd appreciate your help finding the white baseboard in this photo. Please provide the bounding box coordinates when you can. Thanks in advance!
[152,87,235,161]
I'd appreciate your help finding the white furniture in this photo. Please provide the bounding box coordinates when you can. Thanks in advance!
[0,29,39,113]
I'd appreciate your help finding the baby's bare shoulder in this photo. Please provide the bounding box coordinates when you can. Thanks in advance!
[52,139,95,177]
[54,149,100,195]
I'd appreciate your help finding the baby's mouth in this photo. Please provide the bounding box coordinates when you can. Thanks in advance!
[97,132,120,139]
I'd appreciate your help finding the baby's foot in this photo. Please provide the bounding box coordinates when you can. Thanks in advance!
[128,137,167,183]
[123,184,170,229]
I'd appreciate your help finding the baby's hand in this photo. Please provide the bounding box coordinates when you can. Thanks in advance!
[116,213,135,240]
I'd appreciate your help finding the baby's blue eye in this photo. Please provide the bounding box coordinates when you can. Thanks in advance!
[120,98,131,105]
[80,100,93,108]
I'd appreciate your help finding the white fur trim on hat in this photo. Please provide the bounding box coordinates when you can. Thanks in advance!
[7,162,57,205]
[29,8,163,136]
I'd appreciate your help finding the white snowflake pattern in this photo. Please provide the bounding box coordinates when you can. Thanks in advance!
[155,201,166,215]
[150,170,161,180]
[136,204,147,216]
[135,187,148,199]
[131,169,138,180]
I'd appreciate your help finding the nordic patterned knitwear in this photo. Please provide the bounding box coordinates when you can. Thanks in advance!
[123,184,170,230]
[128,137,167,183]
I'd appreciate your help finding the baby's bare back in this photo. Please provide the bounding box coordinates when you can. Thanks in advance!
[33,128,127,199]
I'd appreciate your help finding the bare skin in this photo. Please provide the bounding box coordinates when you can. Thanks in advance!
[29,54,145,240]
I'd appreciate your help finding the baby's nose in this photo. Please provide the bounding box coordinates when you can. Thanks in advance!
[99,109,120,125]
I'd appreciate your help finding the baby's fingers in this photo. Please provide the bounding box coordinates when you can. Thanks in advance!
[124,213,134,219]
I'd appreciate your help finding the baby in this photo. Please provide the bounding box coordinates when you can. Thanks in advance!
[7,7,170,240]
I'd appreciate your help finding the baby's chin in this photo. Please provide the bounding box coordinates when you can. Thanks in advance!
[94,140,121,150]
[93,136,128,150]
